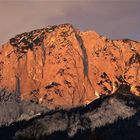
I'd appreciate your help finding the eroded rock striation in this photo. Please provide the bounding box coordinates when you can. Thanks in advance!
[0,23,140,109]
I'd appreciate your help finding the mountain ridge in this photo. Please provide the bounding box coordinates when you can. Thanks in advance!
[0,23,140,109]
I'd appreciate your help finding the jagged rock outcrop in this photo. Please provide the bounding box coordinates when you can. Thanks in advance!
[0,23,140,108]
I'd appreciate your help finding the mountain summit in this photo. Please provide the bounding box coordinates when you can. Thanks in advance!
[0,23,140,109]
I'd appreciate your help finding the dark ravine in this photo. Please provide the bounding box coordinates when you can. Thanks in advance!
[0,84,140,140]
[75,32,94,94]
[15,76,20,102]
[75,33,89,79]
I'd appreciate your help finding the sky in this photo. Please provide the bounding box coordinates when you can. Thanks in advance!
[0,0,140,45]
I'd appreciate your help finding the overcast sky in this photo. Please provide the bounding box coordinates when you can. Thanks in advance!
[0,0,140,45]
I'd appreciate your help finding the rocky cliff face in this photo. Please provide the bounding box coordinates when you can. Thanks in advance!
[0,23,140,109]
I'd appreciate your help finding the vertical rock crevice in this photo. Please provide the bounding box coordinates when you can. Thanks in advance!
[75,33,88,78]
[41,42,46,67]
[15,75,20,102]
[74,31,95,98]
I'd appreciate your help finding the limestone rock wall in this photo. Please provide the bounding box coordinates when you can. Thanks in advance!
[0,23,139,108]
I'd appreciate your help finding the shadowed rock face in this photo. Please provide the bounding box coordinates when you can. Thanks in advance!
[0,23,140,108]
[0,84,140,140]
[0,88,48,127]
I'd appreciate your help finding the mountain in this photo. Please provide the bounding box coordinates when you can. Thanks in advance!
[0,23,140,109]
[0,23,140,140]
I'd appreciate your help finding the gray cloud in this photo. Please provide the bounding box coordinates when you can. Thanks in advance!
[0,0,140,45]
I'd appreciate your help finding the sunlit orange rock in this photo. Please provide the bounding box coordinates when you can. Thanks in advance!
[0,23,139,108]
